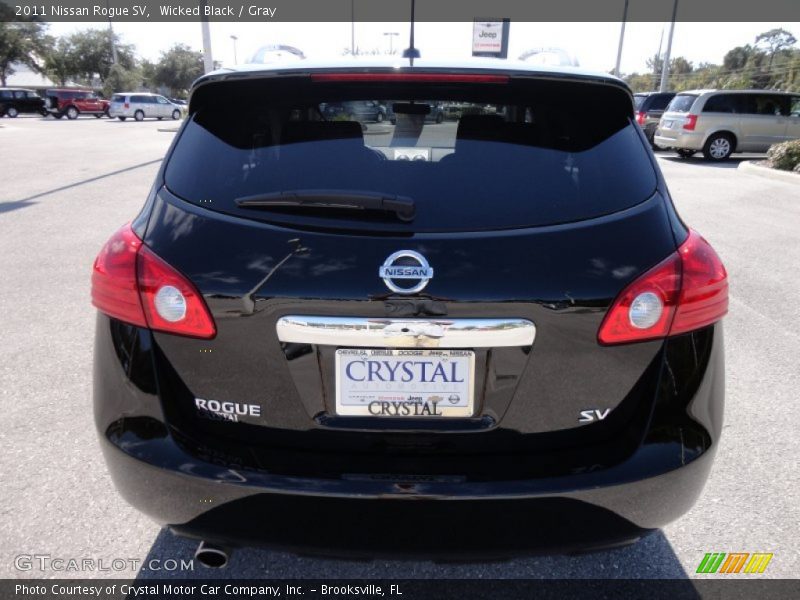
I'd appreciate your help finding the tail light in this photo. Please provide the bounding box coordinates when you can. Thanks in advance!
[598,230,727,345]
[636,111,647,125]
[682,114,698,131]
[91,224,216,339]
[124,102,129,109]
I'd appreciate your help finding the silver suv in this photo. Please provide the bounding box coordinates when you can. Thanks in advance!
[654,89,800,160]
[108,93,183,122]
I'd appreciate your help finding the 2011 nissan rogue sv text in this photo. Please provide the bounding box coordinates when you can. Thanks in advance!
[91,59,728,562]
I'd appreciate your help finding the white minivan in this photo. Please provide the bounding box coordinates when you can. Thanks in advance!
[654,89,800,160]
[108,93,183,121]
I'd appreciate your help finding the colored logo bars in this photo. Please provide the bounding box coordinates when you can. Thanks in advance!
[697,552,773,574]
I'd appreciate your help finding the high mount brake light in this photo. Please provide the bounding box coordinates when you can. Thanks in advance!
[310,73,509,83]
[91,224,216,339]
[598,230,727,345]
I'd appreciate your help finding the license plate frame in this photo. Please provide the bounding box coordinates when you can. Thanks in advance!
[334,348,475,418]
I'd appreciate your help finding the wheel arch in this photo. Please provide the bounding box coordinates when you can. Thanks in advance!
[702,129,739,151]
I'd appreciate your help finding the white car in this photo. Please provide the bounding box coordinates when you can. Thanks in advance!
[108,93,183,121]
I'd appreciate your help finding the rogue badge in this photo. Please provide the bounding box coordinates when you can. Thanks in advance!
[379,250,434,294]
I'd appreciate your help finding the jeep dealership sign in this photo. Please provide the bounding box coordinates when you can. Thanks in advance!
[472,19,510,58]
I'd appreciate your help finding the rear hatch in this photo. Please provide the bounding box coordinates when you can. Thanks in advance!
[658,93,699,140]
[141,70,677,474]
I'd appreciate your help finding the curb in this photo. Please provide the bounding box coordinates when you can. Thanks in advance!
[737,160,800,184]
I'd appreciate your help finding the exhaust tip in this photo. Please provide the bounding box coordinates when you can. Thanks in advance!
[195,541,229,568]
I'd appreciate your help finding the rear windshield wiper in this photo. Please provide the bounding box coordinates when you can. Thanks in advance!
[235,190,416,222]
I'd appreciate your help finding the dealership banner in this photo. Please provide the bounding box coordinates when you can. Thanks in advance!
[2,0,799,22]
[2,579,800,600]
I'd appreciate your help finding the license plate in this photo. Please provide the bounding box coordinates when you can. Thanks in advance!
[662,120,673,129]
[335,349,475,417]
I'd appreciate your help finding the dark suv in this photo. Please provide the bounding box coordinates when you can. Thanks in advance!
[634,91,676,146]
[0,88,46,117]
[92,60,727,563]
[44,88,109,119]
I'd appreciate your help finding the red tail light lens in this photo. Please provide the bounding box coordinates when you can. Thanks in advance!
[671,232,729,335]
[682,114,698,131]
[91,224,216,339]
[91,225,147,327]
[598,230,727,345]
[137,245,216,338]
[124,102,129,109]
[636,111,647,125]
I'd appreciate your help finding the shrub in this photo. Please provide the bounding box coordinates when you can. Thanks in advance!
[767,139,800,171]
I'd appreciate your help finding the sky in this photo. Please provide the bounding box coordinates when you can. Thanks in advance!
[45,21,798,75]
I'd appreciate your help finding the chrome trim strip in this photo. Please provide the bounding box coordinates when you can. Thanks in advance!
[276,316,535,348]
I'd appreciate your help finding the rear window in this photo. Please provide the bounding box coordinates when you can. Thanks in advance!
[667,94,698,113]
[165,75,656,233]
[633,95,646,110]
[648,94,674,111]
[111,94,125,102]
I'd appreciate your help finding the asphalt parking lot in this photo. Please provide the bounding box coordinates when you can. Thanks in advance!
[1,115,798,580]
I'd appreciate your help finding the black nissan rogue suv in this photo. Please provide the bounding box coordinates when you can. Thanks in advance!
[91,59,727,562]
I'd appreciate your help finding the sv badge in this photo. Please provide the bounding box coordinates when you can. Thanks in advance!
[579,408,611,423]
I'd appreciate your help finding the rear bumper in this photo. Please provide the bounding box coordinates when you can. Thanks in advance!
[94,314,724,557]
[99,428,716,558]
[654,130,705,150]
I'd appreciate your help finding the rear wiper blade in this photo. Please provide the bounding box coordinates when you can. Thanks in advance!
[235,190,416,222]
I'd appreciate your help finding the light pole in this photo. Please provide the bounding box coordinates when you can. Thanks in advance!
[659,0,679,92]
[200,0,213,74]
[614,0,629,77]
[230,35,238,65]
[106,0,118,64]
[383,32,399,55]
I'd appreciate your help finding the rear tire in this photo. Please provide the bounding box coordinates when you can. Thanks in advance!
[171,109,181,120]
[134,110,144,122]
[7,107,18,118]
[703,133,734,161]
[53,113,63,120]
[376,112,384,123]
[157,117,163,120]
[118,116,127,121]
[676,149,696,159]
[435,113,444,124]
[66,106,79,120]
[94,113,103,118]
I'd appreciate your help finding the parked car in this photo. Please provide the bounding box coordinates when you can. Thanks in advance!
[633,91,676,146]
[91,59,728,562]
[321,100,387,123]
[0,88,46,117]
[387,100,445,124]
[108,93,184,121]
[654,89,800,160]
[44,88,109,119]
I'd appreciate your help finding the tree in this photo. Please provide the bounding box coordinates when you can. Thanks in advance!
[0,20,48,86]
[103,64,144,96]
[42,36,79,87]
[723,45,753,71]
[154,44,203,96]
[68,28,136,84]
[755,28,797,68]
[670,57,693,75]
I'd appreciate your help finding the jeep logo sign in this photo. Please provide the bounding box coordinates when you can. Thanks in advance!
[472,20,508,56]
